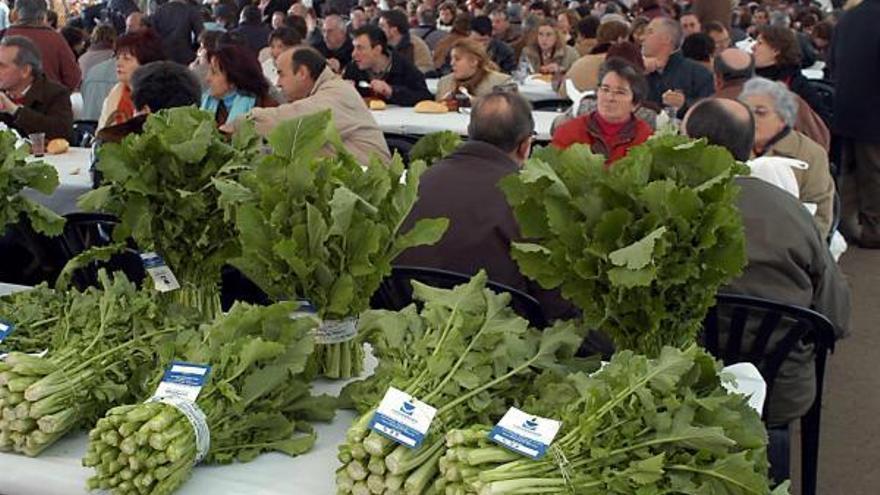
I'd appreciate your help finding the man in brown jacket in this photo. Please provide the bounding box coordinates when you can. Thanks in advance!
[228,47,390,166]
[5,0,81,91]
[714,48,830,152]
[0,36,72,140]
[395,91,577,323]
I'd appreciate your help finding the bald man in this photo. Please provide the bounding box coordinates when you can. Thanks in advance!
[713,48,830,151]
[125,12,146,33]
[683,97,850,485]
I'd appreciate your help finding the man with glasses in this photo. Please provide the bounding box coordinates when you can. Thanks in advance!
[395,90,577,322]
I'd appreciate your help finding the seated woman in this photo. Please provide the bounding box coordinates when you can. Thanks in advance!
[739,77,835,238]
[552,57,653,164]
[97,29,166,130]
[522,19,580,78]
[200,45,277,127]
[435,39,512,102]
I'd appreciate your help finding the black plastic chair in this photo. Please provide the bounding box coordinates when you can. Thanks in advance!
[56,212,145,290]
[371,265,548,328]
[532,98,572,113]
[384,133,418,166]
[808,80,834,126]
[0,218,66,286]
[701,293,837,495]
[72,120,99,148]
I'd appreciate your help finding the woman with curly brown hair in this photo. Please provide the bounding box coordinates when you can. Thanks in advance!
[435,38,512,100]
[753,25,828,123]
[98,29,165,130]
[521,18,580,76]
[200,45,277,127]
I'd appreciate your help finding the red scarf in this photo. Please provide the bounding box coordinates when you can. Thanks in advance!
[594,112,631,146]
[113,85,135,125]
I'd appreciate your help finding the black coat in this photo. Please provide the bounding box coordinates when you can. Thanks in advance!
[149,1,204,65]
[313,36,354,69]
[830,0,880,142]
[395,140,578,322]
[756,65,831,127]
[232,22,272,54]
[0,74,73,141]
[646,51,715,116]
[488,38,517,74]
[342,53,433,106]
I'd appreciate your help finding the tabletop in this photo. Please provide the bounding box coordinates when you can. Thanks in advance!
[370,105,560,141]
[21,147,93,216]
[425,75,567,103]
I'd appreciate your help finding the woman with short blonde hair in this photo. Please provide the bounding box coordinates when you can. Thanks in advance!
[435,38,512,100]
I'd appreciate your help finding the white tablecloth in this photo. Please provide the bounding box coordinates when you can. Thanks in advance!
[21,147,93,216]
[0,282,31,296]
[425,75,567,103]
[371,106,560,141]
[0,352,378,495]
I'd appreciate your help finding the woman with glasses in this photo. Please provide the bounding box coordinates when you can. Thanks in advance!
[551,58,653,164]
[740,77,835,238]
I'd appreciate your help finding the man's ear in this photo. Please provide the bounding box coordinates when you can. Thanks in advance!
[515,136,532,163]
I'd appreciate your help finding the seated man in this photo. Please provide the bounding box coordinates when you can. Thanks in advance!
[230,47,391,166]
[96,61,202,144]
[682,97,850,482]
[394,91,577,322]
[343,25,433,107]
[470,16,517,74]
[378,9,434,74]
[0,36,72,140]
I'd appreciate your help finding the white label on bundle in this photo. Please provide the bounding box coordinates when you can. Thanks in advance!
[140,252,180,292]
[488,407,562,460]
[0,320,13,343]
[153,361,211,403]
[314,317,358,345]
[369,386,437,449]
[149,395,211,464]
[289,299,318,320]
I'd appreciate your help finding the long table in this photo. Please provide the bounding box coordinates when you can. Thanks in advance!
[0,351,378,495]
[371,105,560,141]
[425,75,566,103]
[21,147,93,216]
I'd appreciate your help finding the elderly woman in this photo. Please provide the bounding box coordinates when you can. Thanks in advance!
[753,26,828,123]
[98,30,166,130]
[201,45,277,127]
[435,39,512,101]
[522,18,580,76]
[552,58,653,164]
[740,77,836,237]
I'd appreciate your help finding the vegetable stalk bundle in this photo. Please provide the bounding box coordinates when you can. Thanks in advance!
[77,107,262,318]
[438,346,787,495]
[500,136,747,357]
[84,301,337,495]
[216,110,448,379]
[0,128,64,235]
[336,271,588,494]
[0,272,199,456]
[0,284,71,355]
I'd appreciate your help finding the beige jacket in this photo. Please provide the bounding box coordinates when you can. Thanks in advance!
[97,82,125,131]
[434,70,512,100]
[410,35,435,74]
[763,129,836,237]
[237,67,391,166]
[559,53,606,98]
[522,45,580,75]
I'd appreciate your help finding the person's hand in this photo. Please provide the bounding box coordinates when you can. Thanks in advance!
[540,62,561,74]
[370,79,393,98]
[327,58,341,73]
[661,89,686,110]
[643,56,661,73]
[0,92,20,115]
[219,123,234,135]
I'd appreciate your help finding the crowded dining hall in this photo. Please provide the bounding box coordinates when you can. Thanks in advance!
[0,0,874,493]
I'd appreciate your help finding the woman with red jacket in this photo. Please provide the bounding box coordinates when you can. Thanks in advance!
[551,57,653,164]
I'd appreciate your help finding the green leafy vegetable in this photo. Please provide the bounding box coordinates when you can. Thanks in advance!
[500,137,748,356]
[77,107,261,316]
[0,130,64,235]
[217,110,448,379]
[408,131,461,164]
[83,301,336,495]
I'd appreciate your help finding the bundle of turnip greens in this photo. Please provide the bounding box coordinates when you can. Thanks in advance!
[500,136,747,357]
[0,271,201,456]
[215,110,448,379]
[335,271,589,495]
[0,128,64,235]
[76,107,262,317]
[83,300,337,495]
[439,345,789,495]
[0,284,70,355]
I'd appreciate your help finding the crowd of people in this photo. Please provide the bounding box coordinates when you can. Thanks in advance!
[0,0,875,484]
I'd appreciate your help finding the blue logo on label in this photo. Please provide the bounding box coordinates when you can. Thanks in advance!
[522,418,539,431]
[400,400,416,415]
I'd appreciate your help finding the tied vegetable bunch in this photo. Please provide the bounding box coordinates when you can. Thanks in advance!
[336,271,589,495]
[439,345,788,495]
[216,110,448,379]
[500,136,748,357]
[0,129,64,235]
[77,107,262,317]
[83,301,337,495]
[0,271,200,456]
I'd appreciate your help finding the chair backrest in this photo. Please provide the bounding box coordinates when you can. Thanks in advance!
[701,293,836,415]
[371,265,549,328]
[73,120,99,148]
[532,98,572,113]
[57,213,145,290]
[808,79,834,125]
